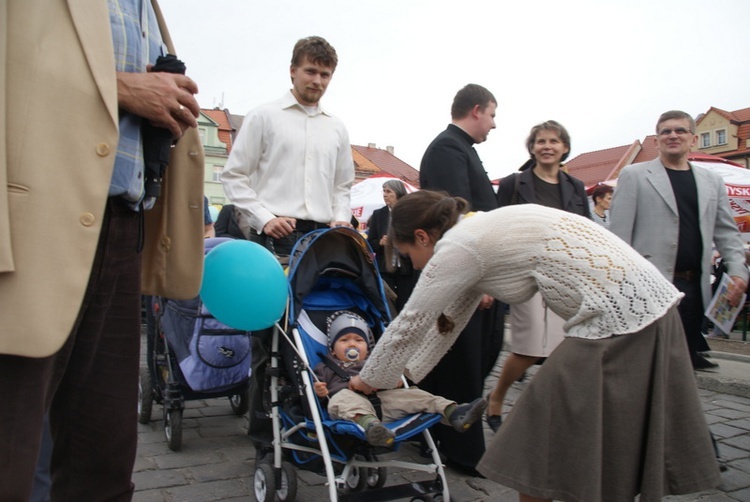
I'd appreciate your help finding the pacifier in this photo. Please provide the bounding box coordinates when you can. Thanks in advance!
[345,347,360,361]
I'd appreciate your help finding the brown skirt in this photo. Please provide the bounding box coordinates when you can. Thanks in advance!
[477,306,721,502]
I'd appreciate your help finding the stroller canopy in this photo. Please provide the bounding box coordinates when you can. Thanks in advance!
[286,227,390,327]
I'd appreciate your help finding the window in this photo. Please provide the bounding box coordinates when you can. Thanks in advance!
[212,165,223,182]
[198,127,207,145]
[716,129,727,145]
[700,132,711,148]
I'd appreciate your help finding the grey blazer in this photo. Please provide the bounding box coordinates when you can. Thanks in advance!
[609,158,748,307]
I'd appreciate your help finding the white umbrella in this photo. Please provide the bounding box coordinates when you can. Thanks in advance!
[350,175,418,231]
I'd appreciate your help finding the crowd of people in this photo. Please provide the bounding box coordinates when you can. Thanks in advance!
[1,3,744,500]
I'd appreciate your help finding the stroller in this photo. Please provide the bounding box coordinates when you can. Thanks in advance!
[253,227,450,502]
[138,237,253,451]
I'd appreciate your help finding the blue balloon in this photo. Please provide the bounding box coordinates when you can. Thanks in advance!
[200,240,288,331]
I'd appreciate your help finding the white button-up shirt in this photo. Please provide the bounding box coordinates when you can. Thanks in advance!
[222,91,354,233]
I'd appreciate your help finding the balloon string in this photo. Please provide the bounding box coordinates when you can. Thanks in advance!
[274,321,320,383]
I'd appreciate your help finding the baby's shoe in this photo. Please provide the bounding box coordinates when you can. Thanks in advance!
[448,398,487,432]
[365,420,395,447]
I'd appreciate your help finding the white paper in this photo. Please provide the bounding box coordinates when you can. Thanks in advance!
[704,274,747,334]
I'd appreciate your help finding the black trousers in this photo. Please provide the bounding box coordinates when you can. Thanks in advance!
[673,277,710,358]
[418,303,504,469]
[0,198,142,501]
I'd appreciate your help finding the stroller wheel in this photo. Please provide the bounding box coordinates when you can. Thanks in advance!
[164,407,183,451]
[137,367,153,424]
[229,391,249,416]
[343,464,368,493]
[254,463,276,502]
[276,462,297,501]
[254,461,297,502]
[366,466,387,489]
[343,455,371,493]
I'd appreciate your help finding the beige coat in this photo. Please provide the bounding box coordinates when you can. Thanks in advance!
[0,0,205,357]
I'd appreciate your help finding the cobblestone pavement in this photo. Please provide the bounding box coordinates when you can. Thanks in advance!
[134,342,750,502]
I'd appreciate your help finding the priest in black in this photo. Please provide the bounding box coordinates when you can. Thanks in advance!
[417,84,503,474]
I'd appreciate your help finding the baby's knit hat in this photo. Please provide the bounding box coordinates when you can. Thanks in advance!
[327,311,373,350]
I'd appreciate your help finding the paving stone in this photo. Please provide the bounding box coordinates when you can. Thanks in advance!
[725,417,750,432]
[726,486,750,501]
[188,460,250,483]
[717,443,750,462]
[162,479,250,501]
[711,423,749,439]
[717,466,750,492]
[131,488,170,502]
[713,408,750,420]
[132,467,190,491]
[726,455,750,473]
[713,399,750,414]
[153,449,223,469]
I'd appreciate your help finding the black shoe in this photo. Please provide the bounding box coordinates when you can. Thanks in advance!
[693,354,719,372]
[448,398,487,432]
[486,414,502,433]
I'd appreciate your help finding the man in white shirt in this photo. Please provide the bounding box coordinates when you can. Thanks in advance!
[221,36,354,461]
[222,36,354,257]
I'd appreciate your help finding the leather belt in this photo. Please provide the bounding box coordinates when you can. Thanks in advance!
[292,219,329,233]
[673,270,700,282]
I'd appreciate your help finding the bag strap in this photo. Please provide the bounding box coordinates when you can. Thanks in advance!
[322,355,350,381]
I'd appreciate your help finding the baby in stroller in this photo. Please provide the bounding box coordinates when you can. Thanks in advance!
[313,310,487,448]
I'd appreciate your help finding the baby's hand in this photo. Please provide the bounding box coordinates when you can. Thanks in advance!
[314,381,329,398]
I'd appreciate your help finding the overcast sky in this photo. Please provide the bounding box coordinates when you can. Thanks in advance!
[160,0,750,180]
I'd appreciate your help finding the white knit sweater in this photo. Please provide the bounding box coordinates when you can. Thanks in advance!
[360,204,682,389]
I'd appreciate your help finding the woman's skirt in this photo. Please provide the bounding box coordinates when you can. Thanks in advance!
[477,306,721,502]
[509,292,565,357]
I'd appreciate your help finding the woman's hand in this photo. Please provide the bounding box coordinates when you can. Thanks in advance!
[477,294,495,310]
[349,375,376,395]
[314,381,329,398]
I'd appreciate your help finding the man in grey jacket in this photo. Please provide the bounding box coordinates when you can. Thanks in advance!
[610,110,748,371]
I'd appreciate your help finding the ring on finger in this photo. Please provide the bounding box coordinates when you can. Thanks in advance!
[178,104,185,112]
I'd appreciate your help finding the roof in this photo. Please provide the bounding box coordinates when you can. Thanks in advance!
[352,147,380,174]
[351,145,420,186]
[201,108,236,153]
[632,135,659,163]
[565,143,635,187]
[698,106,750,125]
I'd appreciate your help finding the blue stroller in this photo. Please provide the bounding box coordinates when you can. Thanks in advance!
[253,227,450,501]
[138,238,253,451]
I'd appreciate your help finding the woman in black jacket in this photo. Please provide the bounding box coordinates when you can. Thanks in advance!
[487,120,590,432]
[367,179,418,313]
